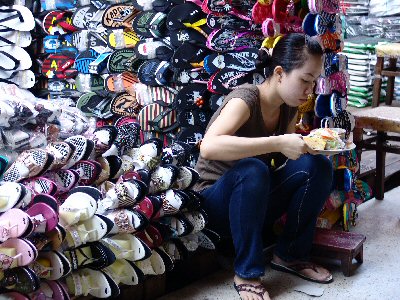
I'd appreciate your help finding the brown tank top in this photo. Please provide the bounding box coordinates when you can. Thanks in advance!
[193,84,297,192]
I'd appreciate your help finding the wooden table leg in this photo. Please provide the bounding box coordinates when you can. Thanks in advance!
[353,127,364,175]
[355,247,363,264]
[375,131,387,200]
[341,254,353,277]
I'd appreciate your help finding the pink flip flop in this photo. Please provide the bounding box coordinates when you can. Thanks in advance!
[21,177,58,196]
[0,238,37,268]
[26,202,59,233]
[33,194,60,213]
[0,208,31,242]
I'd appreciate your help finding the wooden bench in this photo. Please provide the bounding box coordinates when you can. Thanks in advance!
[312,228,366,277]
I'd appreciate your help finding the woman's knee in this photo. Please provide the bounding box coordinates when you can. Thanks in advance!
[232,158,271,191]
[301,154,333,184]
[233,158,270,179]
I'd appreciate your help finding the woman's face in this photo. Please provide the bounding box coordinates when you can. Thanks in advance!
[278,53,323,107]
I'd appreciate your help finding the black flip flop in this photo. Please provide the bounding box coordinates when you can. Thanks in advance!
[270,260,333,284]
[131,11,167,38]
[166,2,206,31]
[169,28,207,49]
[107,48,145,74]
[173,83,211,110]
[177,109,210,128]
[206,13,261,31]
[171,42,211,69]
[176,125,204,147]
[134,37,173,61]
[208,68,264,95]
[203,48,259,74]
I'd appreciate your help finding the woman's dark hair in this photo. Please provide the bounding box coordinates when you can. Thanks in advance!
[256,33,323,78]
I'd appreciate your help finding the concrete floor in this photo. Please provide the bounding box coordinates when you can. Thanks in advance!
[159,186,400,300]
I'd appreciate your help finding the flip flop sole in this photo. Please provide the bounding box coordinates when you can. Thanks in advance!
[107,29,140,49]
[107,48,144,73]
[110,92,141,117]
[270,260,334,284]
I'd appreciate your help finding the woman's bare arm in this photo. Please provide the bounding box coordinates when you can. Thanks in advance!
[200,98,282,161]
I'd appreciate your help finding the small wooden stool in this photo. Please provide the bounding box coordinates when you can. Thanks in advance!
[311,228,366,277]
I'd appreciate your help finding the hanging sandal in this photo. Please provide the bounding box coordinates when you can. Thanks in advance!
[233,282,270,300]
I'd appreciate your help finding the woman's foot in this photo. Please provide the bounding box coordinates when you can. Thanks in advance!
[233,275,270,300]
[271,254,332,283]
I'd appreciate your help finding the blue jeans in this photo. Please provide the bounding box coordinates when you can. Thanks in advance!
[201,155,333,279]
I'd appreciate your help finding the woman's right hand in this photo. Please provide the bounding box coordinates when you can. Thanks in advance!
[277,134,314,160]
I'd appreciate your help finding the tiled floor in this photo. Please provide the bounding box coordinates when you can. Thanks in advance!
[159,187,400,300]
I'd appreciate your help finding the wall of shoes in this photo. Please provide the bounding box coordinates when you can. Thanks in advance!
[0,0,374,298]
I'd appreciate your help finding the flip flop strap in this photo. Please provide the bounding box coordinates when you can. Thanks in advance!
[160,192,179,215]
[69,224,90,247]
[114,182,138,207]
[183,18,208,38]
[53,11,76,32]
[70,246,97,269]
[85,97,111,116]
[0,8,23,24]
[0,252,19,269]
[102,237,134,257]
[0,34,13,45]
[112,210,136,233]
[0,222,18,241]
[31,213,48,233]
[148,107,179,133]
[30,260,53,278]
[234,283,267,298]
[0,50,20,70]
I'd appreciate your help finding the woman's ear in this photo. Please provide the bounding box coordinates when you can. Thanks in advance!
[273,66,284,82]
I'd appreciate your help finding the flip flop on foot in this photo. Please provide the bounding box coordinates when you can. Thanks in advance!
[270,256,333,284]
[233,277,270,300]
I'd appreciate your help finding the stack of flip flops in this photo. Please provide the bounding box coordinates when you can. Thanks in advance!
[0,4,36,89]
[302,0,356,140]
[302,1,374,231]
[343,37,387,108]
[0,129,220,298]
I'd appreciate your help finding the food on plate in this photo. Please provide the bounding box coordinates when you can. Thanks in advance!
[303,128,346,151]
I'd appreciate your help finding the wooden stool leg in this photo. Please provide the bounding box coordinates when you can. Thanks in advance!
[353,127,364,175]
[341,254,353,277]
[385,58,397,106]
[372,57,384,107]
[355,247,363,264]
[375,131,387,200]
